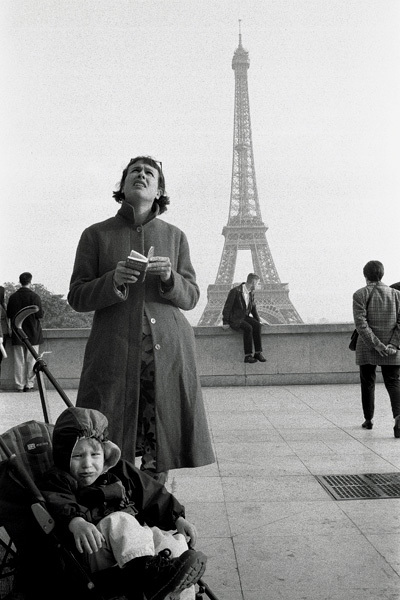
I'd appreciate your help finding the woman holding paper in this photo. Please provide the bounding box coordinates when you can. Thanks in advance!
[68,156,214,482]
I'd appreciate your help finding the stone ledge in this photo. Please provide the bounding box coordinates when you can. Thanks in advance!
[0,323,374,389]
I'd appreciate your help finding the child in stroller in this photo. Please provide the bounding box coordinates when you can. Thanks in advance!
[38,406,207,600]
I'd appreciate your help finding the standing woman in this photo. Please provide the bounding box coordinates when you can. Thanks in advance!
[0,286,10,377]
[68,156,214,481]
[353,260,400,436]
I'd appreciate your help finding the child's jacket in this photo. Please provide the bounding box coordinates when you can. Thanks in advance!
[39,408,185,539]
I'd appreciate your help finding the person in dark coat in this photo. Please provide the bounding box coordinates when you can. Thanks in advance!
[39,407,207,600]
[68,156,214,481]
[222,273,266,363]
[353,261,400,436]
[6,272,44,392]
[0,286,10,378]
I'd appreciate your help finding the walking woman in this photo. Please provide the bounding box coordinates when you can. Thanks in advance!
[353,260,400,436]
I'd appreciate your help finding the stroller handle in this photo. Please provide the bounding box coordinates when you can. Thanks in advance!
[13,305,40,340]
[12,304,74,411]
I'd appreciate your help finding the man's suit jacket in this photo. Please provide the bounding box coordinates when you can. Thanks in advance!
[7,287,44,346]
[222,283,260,327]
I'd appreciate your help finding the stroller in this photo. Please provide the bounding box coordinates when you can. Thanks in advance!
[0,306,217,600]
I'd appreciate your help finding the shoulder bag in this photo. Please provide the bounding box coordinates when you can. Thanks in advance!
[349,284,377,351]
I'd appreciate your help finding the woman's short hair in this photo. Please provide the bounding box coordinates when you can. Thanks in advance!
[112,156,170,214]
[363,260,384,282]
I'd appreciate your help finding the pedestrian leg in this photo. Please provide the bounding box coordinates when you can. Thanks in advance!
[235,321,253,356]
[13,345,25,390]
[246,316,262,353]
[359,364,376,421]
[25,345,38,389]
[381,365,400,418]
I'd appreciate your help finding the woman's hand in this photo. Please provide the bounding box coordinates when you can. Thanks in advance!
[175,516,198,548]
[147,256,172,283]
[376,344,397,357]
[113,261,141,286]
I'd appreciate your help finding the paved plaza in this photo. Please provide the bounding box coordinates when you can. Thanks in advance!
[1,383,399,599]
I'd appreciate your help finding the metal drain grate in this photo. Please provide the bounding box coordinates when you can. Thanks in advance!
[315,472,400,500]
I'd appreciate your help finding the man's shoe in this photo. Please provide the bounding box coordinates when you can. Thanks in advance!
[16,389,24,393]
[23,387,34,392]
[244,355,257,363]
[361,420,373,429]
[254,352,266,362]
[139,548,207,600]
[394,416,400,439]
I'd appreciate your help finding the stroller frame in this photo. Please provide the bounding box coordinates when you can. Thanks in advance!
[0,305,218,600]
[12,305,74,423]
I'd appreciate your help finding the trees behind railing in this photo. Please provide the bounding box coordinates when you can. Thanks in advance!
[2,282,93,329]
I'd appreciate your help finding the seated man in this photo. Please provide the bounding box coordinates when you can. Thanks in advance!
[39,407,207,600]
[222,273,266,363]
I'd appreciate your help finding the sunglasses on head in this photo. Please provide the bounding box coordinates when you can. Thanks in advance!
[129,156,163,173]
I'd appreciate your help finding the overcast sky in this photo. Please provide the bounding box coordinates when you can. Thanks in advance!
[1,0,399,325]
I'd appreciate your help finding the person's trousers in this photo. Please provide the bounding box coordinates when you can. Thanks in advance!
[88,512,195,599]
[88,512,154,570]
[136,315,168,483]
[231,316,262,356]
[13,344,38,390]
[360,364,400,420]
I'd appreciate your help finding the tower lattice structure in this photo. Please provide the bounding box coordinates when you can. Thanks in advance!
[198,30,302,326]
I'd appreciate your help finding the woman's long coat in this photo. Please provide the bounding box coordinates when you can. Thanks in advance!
[353,282,400,366]
[68,202,215,472]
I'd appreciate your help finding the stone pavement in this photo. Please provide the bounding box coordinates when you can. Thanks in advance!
[1,383,399,600]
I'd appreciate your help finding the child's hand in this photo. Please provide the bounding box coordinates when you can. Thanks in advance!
[68,517,105,554]
[175,516,198,548]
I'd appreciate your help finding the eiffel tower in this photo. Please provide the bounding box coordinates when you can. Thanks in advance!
[198,27,302,326]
